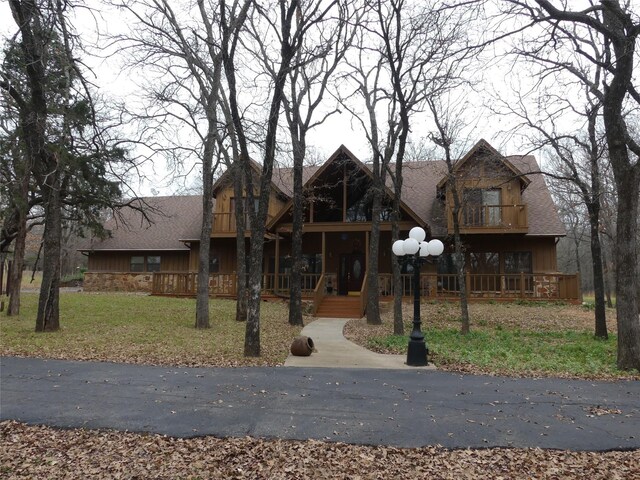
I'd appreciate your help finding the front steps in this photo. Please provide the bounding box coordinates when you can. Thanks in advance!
[315,295,363,318]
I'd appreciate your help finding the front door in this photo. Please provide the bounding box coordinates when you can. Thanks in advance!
[338,253,365,294]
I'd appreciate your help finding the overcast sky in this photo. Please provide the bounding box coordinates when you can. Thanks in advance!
[0,1,569,196]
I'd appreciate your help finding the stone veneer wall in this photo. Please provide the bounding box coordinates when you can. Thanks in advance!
[83,272,153,293]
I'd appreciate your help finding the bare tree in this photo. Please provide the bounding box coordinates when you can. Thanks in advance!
[503,0,640,369]
[222,0,337,356]
[273,1,356,326]
[428,97,472,334]
[114,0,236,329]
[340,0,476,327]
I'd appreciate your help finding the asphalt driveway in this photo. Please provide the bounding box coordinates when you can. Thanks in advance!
[0,356,637,451]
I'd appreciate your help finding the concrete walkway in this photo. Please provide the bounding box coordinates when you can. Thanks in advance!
[284,318,434,369]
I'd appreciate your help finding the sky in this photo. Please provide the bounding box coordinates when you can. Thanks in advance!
[0,1,567,197]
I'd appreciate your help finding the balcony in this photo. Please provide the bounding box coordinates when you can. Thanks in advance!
[448,204,528,234]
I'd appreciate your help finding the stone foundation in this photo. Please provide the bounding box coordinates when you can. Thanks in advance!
[83,272,153,293]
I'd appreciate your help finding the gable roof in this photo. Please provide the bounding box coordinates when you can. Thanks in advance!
[267,145,426,229]
[212,158,290,200]
[80,195,203,252]
[436,139,531,190]
[424,155,564,237]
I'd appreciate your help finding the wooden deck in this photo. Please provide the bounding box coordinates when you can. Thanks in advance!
[151,271,582,312]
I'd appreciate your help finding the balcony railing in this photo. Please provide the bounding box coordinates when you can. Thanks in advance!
[153,271,580,302]
[448,204,528,232]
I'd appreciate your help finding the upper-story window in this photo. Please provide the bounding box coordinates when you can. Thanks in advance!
[463,188,502,226]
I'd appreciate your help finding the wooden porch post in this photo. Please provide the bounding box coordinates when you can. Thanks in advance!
[275,232,280,294]
[365,230,369,272]
[322,232,326,273]
[343,164,347,223]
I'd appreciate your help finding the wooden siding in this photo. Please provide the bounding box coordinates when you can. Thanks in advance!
[87,251,189,272]
[212,184,286,235]
[445,152,527,233]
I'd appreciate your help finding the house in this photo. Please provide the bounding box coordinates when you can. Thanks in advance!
[81,140,580,315]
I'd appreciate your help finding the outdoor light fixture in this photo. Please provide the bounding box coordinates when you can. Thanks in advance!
[392,227,444,366]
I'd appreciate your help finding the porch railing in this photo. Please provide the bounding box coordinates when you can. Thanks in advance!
[152,271,581,301]
[377,272,581,301]
[152,271,320,297]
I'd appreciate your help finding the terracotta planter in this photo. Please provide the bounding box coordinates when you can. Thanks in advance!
[290,336,314,356]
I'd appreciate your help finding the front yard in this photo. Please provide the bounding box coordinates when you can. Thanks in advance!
[345,301,639,380]
[1,293,636,379]
[0,293,304,367]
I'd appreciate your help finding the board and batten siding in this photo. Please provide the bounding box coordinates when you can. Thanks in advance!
[88,251,190,272]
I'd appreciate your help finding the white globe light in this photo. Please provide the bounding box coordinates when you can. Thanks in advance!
[403,237,420,255]
[392,239,405,256]
[427,239,444,256]
[419,241,430,257]
[409,226,426,243]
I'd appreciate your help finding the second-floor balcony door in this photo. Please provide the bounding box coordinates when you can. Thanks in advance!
[483,190,501,225]
[464,188,502,227]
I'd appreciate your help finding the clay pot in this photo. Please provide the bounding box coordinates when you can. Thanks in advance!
[290,336,314,356]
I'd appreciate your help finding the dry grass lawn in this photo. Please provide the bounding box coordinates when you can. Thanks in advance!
[1,293,305,367]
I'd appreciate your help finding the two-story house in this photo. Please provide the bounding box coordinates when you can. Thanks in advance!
[81,140,580,315]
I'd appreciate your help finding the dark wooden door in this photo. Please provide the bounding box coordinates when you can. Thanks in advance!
[338,253,365,294]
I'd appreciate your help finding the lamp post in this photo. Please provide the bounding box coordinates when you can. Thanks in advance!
[392,227,444,366]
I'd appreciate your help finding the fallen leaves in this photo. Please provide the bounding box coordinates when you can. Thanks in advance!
[1,421,637,479]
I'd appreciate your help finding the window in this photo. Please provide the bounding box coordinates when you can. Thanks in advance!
[130,256,144,272]
[463,188,502,226]
[437,253,461,292]
[147,256,161,272]
[230,197,260,226]
[470,252,500,291]
[209,255,219,273]
[504,251,532,292]
[504,252,532,274]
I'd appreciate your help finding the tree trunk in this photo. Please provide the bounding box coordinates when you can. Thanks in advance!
[613,174,640,370]
[366,187,382,325]
[586,203,607,339]
[288,138,304,326]
[195,171,213,329]
[449,182,470,334]
[35,173,61,332]
[7,216,27,316]
[244,230,264,356]
[391,220,403,335]
[602,246,614,308]
[233,160,247,322]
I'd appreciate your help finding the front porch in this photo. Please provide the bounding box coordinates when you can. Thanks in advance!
[151,271,582,316]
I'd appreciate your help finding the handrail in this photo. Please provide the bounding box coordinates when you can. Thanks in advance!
[449,204,528,230]
[312,274,326,316]
[358,273,368,318]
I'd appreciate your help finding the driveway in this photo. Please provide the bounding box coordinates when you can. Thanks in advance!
[1,356,638,451]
